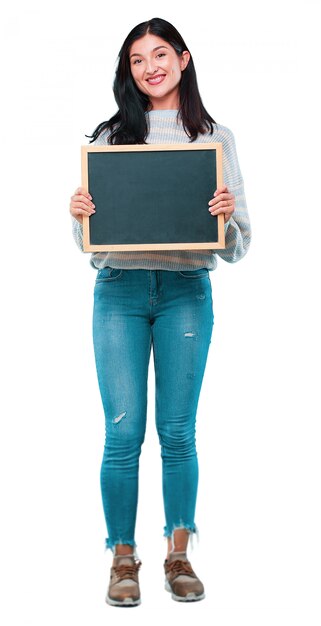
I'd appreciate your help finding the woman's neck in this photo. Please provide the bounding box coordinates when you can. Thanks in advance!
[148,93,180,111]
[147,108,179,112]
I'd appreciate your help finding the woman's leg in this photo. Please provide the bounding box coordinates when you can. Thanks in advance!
[92,268,152,552]
[151,269,214,550]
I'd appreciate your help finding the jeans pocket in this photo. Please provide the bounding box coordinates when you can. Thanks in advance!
[178,268,209,279]
[95,267,123,282]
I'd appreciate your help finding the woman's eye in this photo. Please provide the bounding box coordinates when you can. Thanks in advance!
[157,53,166,58]
[133,59,142,65]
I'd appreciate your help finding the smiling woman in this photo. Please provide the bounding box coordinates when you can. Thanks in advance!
[69,16,251,609]
[129,35,190,110]
[85,17,216,145]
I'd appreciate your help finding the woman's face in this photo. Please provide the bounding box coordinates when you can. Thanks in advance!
[129,33,190,110]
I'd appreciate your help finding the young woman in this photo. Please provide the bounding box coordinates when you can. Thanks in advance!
[70,17,251,607]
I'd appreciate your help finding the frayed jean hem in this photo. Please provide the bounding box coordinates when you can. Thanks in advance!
[163,523,199,551]
[105,538,137,553]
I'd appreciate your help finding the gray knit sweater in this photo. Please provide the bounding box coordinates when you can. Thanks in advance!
[72,110,251,270]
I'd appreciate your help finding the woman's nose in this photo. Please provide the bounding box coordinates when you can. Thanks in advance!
[145,62,159,75]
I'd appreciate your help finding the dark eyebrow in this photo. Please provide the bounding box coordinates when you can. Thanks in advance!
[129,45,169,59]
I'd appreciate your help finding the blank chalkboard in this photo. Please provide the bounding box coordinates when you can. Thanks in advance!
[81,143,224,251]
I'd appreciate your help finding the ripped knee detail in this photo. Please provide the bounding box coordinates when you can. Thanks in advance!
[112,411,127,424]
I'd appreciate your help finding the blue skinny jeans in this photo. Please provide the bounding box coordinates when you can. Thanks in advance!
[92,267,214,551]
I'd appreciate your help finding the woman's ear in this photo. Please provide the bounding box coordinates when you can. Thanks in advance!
[180,50,191,71]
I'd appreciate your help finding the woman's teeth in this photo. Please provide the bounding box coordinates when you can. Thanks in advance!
[147,75,165,85]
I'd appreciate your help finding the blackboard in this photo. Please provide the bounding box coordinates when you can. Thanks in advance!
[81,143,225,252]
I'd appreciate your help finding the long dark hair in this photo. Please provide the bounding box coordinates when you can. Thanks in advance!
[86,17,215,144]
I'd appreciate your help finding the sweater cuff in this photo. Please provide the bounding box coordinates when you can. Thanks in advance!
[224,220,230,233]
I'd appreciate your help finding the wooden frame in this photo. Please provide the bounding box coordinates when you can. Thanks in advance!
[81,143,224,252]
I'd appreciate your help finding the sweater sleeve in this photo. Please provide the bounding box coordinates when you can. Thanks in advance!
[216,127,251,263]
[71,217,84,252]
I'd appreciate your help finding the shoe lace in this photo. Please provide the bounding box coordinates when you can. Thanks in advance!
[166,559,195,577]
[114,561,142,581]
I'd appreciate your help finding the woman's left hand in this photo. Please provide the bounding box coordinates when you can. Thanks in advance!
[208,185,235,223]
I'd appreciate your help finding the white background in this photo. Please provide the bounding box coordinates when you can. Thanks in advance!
[1,1,320,624]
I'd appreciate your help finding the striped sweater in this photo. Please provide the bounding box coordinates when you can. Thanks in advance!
[72,109,251,270]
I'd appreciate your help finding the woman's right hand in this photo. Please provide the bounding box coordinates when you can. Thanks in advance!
[69,186,96,224]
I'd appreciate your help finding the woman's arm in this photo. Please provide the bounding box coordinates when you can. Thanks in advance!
[214,127,251,263]
[70,129,110,252]
[70,188,94,252]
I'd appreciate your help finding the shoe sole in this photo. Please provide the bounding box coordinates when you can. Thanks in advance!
[106,594,141,607]
[165,580,205,602]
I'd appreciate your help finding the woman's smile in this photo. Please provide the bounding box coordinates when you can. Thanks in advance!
[146,74,166,85]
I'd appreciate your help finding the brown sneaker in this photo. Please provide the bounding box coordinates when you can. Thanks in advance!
[106,555,141,607]
[164,551,205,602]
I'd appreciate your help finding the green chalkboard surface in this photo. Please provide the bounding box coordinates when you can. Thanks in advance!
[81,143,225,252]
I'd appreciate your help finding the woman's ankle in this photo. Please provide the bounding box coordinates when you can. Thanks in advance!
[166,529,189,557]
[114,544,134,556]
